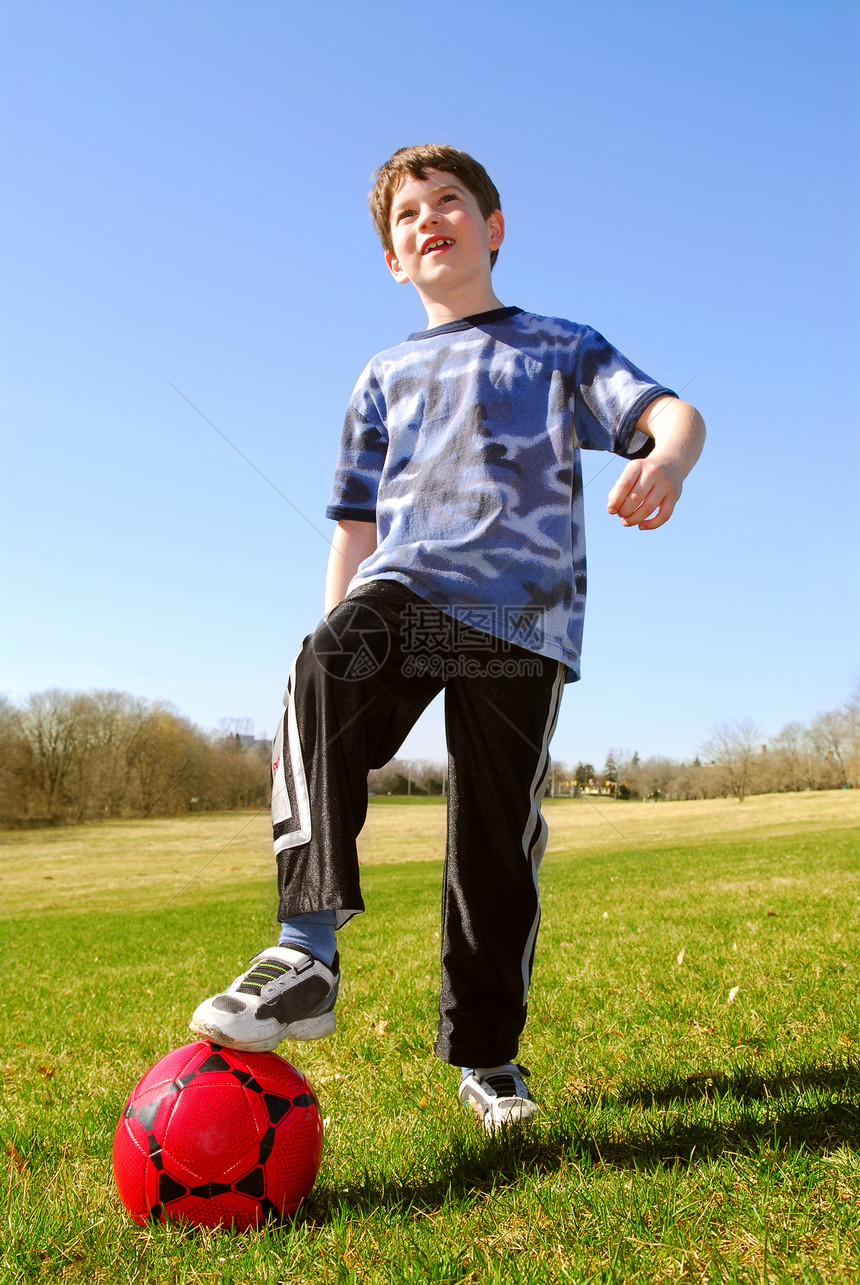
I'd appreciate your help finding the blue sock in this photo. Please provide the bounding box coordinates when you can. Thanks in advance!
[278,911,337,968]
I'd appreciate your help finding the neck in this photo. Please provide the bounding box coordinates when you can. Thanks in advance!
[418,281,505,329]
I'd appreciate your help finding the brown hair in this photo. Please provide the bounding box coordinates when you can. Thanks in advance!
[369,144,502,268]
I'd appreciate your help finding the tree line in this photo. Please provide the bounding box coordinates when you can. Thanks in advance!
[2,681,857,828]
[0,690,271,828]
[369,683,860,804]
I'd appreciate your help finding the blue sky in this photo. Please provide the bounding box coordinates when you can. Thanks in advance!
[2,0,857,769]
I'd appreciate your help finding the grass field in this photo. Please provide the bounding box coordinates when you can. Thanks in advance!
[2,791,859,1282]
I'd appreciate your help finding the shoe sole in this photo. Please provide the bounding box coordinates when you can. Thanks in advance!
[189,1009,336,1052]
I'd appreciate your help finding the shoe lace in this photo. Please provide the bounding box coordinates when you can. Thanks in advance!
[236,957,297,996]
[480,1064,530,1100]
[483,1073,517,1097]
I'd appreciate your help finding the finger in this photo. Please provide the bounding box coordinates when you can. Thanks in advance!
[634,493,678,530]
[619,482,660,524]
[607,463,642,513]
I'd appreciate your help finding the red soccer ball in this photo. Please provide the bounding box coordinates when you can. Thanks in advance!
[113,1041,324,1230]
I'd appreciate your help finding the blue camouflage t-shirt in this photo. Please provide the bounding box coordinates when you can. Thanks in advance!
[326,306,676,681]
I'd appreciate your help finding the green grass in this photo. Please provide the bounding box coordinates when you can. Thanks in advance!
[2,793,860,1282]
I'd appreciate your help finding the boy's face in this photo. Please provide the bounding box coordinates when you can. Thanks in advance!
[384,169,504,300]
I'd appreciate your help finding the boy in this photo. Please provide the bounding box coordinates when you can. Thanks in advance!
[191,145,705,1130]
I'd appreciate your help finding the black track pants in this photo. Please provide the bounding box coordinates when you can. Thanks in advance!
[271,581,565,1067]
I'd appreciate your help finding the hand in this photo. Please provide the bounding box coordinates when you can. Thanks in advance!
[609,396,705,529]
[607,456,684,530]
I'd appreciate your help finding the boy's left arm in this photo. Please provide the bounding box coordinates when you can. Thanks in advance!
[607,396,705,530]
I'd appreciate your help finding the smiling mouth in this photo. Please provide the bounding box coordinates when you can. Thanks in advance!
[422,239,454,255]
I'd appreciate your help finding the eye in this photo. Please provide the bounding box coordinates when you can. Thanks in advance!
[395,207,415,223]
[440,192,459,205]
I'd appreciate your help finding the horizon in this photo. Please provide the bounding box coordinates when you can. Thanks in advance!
[4,677,855,783]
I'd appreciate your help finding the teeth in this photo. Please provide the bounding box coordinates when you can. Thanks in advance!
[424,239,452,253]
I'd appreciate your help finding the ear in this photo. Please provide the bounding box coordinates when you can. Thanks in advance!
[384,249,410,284]
[487,210,505,252]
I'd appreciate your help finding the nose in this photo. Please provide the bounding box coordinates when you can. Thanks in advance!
[417,203,441,231]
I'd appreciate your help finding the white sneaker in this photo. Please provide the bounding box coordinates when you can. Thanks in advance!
[458,1064,541,1131]
[189,946,339,1052]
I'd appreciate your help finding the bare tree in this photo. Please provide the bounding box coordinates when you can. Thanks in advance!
[700,718,763,802]
[367,757,448,796]
[809,706,858,790]
[637,755,677,800]
[612,749,641,799]
[662,759,705,800]
[767,721,820,792]
[546,759,573,797]
[3,688,272,826]
[0,696,32,824]
[18,689,91,818]
[127,704,206,816]
[845,679,860,790]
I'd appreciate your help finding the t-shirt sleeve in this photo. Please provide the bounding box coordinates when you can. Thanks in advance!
[325,366,388,522]
[573,328,677,458]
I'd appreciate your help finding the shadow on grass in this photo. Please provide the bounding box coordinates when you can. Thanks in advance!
[304,1126,573,1223]
[612,1058,860,1109]
[303,1059,860,1223]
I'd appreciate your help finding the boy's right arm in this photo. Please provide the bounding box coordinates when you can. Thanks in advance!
[324,519,378,615]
